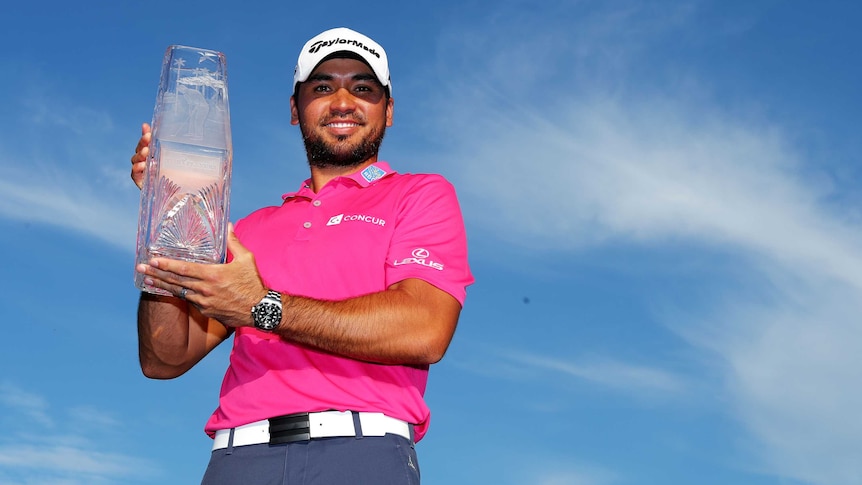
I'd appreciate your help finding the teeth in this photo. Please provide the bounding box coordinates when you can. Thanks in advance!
[328,122,357,128]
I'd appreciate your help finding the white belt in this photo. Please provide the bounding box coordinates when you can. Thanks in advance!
[212,411,413,450]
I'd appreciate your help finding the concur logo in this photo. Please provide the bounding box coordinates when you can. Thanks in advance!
[393,248,444,271]
[326,213,386,226]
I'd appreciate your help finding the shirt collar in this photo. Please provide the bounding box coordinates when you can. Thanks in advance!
[282,161,396,201]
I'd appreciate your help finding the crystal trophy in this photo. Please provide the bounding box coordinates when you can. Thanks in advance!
[135,45,232,295]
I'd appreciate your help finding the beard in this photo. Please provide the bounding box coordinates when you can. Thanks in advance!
[301,115,387,169]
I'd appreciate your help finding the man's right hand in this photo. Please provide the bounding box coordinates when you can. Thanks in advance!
[131,123,151,190]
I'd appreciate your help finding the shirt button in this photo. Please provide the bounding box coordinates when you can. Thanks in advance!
[303,222,312,229]
[312,200,322,207]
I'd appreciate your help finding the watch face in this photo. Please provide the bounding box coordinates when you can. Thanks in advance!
[253,303,281,331]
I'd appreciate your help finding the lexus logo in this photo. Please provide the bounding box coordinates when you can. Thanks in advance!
[393,247,444,271]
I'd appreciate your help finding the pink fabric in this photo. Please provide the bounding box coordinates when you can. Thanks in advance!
[203,162,473,442]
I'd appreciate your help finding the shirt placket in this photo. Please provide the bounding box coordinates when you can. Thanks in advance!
[294,187,331,241]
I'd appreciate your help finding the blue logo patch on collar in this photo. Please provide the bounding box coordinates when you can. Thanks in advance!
[361,165,387,183]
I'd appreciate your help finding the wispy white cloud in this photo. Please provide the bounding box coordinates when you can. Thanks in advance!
[0,382,52,428]
[0,162,137,251]
[0,444,150,480]
[428,3,862,485]
[20,94,115,135]
[454,345,683,399]
[0,88,138,252]
[501,348,682,394]
[695,278,862,485]
[509,454,619,485]
[530,468,618,485]
[0,383,158,485]
[67,405,123,430]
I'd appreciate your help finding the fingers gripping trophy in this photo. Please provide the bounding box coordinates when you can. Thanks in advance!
[134,45,233,295]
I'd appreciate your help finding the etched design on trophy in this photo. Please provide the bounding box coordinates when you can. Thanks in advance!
[149,175,224,262]
[135,45,232,295]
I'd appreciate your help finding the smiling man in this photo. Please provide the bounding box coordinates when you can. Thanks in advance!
[130,27,474,485]
[293,56,392,170]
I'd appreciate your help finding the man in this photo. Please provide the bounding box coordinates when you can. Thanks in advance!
[130,27,473,485]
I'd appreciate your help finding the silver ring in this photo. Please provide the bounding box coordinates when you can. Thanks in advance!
[179,287,188,300]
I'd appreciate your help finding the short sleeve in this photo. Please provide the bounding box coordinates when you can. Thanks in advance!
[385,174,474,305]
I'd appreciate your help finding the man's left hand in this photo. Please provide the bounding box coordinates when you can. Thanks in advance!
[135,224,267,328]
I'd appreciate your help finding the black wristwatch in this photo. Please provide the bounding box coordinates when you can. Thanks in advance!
[251,290,283,332]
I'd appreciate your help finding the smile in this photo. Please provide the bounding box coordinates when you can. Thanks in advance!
[326,122,361,128]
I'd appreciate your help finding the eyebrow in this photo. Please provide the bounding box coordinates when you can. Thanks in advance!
[306,72,380,83]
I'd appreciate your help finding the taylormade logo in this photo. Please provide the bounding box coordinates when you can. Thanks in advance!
[308,38,381,59]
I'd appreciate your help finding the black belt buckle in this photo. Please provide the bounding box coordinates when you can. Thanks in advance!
[269,413,312,444]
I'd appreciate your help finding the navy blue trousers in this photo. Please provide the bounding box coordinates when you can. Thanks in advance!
[201,435,420,485]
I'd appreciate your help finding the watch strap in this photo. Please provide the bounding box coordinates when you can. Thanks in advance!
[262,290,282,305]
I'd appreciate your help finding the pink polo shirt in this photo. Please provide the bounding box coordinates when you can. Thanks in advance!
[203,162,473,442]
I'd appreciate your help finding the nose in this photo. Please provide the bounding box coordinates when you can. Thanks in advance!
[329,87,356,115]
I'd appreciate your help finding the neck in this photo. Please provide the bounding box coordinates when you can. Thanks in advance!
[308,158,378,192]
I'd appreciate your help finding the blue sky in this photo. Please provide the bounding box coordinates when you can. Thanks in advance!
[1,1,860,484]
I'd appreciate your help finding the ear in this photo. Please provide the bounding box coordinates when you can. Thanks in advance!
[385,97,394,127]
[290,95,300,126]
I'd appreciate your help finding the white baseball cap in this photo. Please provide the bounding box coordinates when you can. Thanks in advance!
[293,27,391,96]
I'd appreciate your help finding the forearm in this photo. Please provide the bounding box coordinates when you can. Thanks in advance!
[274,279,461,365]
[137,293,227,378]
